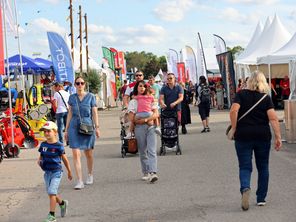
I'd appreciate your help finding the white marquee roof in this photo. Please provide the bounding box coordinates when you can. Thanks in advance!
[257,32,296,64]
[236,15,291,65]
[236,21,264,62]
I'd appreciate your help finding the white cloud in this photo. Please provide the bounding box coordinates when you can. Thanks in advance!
[44,0,59,4]
[224,32,249,46]
[88,24,113,35]
[31,18,66,34]
[218,7,259,24]
[154,0,194,22]
[226,0,279,4]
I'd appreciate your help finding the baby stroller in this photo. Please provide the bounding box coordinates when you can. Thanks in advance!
[159,109,182,156]
[119,109,138,158]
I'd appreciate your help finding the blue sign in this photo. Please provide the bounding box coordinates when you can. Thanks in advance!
[47,32,74,86]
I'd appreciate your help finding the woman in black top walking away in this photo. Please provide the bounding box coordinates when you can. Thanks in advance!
[229,71,282,211]
[196,76,211,133]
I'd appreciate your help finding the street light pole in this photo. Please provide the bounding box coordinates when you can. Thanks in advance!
[79,5,82,74]
[69,0,74,61]
[84,13,89,73]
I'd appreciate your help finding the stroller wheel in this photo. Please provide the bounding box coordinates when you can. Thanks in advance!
[4,144,20,158]
[159,145,166,156]
[176,145,182,155]
[121,145,126,158]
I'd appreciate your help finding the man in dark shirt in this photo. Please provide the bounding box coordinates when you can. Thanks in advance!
[159,73,184,122]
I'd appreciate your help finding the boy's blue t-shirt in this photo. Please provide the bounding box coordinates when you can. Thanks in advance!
[38,141,65,172]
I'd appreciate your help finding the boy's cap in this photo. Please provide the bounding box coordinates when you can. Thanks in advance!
[39,121,58,131]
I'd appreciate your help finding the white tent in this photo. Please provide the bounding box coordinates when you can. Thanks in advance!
[237,15,291,65]
[257,32,296,99]
[258,32,296,64]
[236,21,264,62]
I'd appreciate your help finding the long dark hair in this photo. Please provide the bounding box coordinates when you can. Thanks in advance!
[133,80,147,96]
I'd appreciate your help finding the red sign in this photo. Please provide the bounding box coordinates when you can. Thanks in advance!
[110,47,119,69]
[117,51,126,74]
[177,62,185,82]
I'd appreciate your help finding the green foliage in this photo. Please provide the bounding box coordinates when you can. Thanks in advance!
[83,69,102,94]
[125,51,167,78]
[227,46,244,59]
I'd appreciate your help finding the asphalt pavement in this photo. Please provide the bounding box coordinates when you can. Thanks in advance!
[0,106,295,222]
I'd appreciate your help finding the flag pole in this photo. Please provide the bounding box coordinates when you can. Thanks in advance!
[13,0,27,113]
[2,0,15,148]
[79,5,83,75]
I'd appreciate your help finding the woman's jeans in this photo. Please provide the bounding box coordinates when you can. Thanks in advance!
[56,112,68,143]
[135,124,157,174]
[235,140,271,202]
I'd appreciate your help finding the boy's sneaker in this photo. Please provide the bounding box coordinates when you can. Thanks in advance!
[155,127,161,136]
[60,200,68,217]
[74,181,84,190]
[43,214,56,222]
[124,132,132,139]
[141,173,150,181]
[206,127,210,132]
[241,188,251,211]
[149,173,158,183]
[257,201,266,206]
[85,174,94,185]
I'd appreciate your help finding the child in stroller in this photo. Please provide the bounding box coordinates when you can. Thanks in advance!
[124,81,161,139]
[159,108,182,156]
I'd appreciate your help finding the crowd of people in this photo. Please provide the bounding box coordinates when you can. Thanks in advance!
[37,70,285,221]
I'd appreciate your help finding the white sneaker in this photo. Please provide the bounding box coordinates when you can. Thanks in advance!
[155,127,161,136]
[124,132,132,139]
[141,173,150,181]
[149,173,158,183]
[85,174,94,185]
[74,181,84,190]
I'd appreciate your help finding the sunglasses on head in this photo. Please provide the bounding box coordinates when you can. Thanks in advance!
[75,82,85,86]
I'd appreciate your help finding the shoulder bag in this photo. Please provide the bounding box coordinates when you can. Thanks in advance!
[75,95,94,136]
[58,91,69,111]
[226,94,268,140]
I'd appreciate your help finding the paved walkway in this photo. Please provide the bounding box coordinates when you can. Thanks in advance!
[0,107,295,222]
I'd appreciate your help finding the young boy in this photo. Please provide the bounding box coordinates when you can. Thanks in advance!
[38,121,72,222]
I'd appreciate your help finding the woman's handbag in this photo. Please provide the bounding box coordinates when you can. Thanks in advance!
[226,94,268,140]
[127,134,138,153]
[76,95,94,136]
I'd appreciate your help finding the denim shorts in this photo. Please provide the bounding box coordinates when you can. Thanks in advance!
[44,171,63,195]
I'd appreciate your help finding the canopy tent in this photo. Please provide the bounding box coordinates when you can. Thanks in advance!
[256,32,296,98]
[5,54,49,73]
[236,21,264,63]
[237,15,291,65]
[34,58,53,70]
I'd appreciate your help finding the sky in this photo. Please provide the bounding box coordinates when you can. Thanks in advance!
[6,0,296,65]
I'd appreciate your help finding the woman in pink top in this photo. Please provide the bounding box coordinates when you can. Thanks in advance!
[125,80,160,138]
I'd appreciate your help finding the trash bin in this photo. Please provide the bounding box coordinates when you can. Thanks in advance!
[284,100,296,143]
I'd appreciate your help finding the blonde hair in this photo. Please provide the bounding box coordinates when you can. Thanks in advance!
[247,70,270,93]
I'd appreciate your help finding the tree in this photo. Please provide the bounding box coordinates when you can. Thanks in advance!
[125,51,167,78]
[227,46,244,59]
[84,69,102,94]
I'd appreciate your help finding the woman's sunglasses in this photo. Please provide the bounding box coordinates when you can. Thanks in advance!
[75,82,85,86]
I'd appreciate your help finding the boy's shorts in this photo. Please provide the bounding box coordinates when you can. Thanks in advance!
[44,171,63,195]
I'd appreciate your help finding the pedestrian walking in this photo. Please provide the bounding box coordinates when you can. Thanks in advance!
[159,73,184,123]
[64,76,100,190]
[179,82,191,134]
[128,81,159,183]
[229,71,282,211]
[196,76,211,133]
[53,82,70,144]
[38,121,72,222]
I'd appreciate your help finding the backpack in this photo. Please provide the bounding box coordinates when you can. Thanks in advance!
[199,84,211,104]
